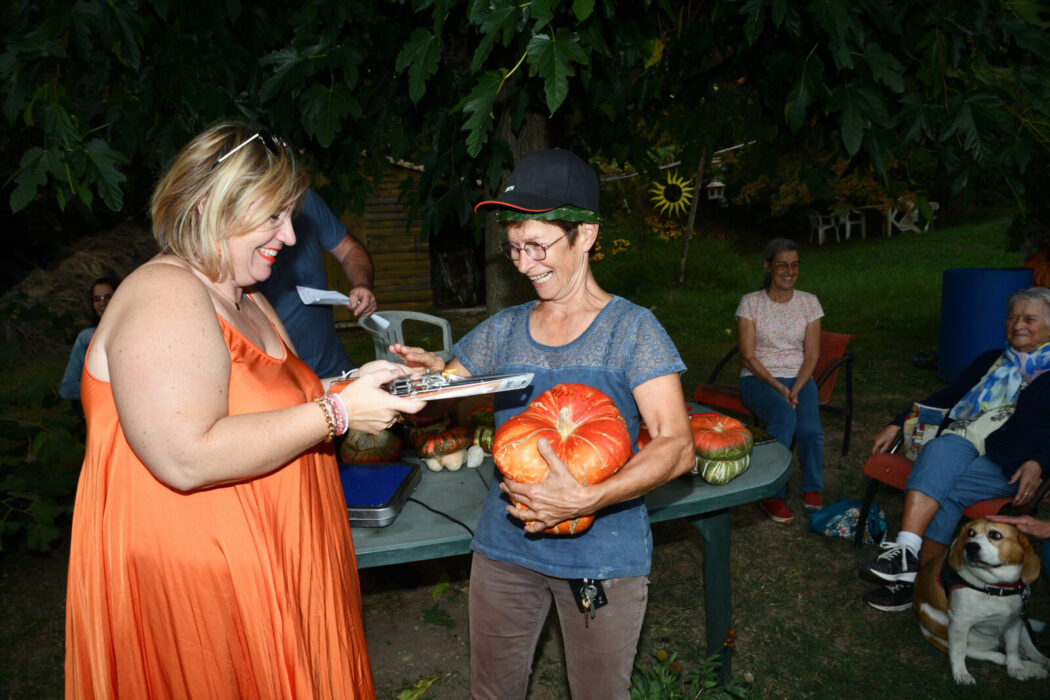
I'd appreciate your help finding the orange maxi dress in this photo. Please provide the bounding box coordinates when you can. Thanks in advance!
[65,315,375,699]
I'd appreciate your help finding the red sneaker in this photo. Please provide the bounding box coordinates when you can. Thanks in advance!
[802,492,823,511]
[760,498,794,524]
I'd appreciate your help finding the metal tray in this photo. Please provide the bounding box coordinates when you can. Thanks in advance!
[339,462,422,528]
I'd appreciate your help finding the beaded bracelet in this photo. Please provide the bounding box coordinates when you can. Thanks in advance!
[326,391,349,436]
[314,397,335,444]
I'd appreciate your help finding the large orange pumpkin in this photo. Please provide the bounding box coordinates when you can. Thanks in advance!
[492,383,632,535]
[690,413,754,460]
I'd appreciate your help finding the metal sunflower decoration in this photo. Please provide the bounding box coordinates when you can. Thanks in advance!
[649,171,694,217]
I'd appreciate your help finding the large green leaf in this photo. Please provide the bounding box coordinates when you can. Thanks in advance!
[945,101,987,166]
[300,82,363,148]
[9,148,49,213]
[82,138,129,211]
[862,42,904,93]
[457,69,505,157]
[396,28,443,103]
[108,0,144,72]
[573,0,596,22]
[42,101,82,147]
[258,43,327,103]
[810,0,858,70]
[836,86,868,157]
[530,0,557,25]
[469,0,522,46]
[740,0,766,44]
[527,28,588,116]
[784,51,825,132]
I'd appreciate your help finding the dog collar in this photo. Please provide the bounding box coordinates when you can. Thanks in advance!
[937,552,1030,598]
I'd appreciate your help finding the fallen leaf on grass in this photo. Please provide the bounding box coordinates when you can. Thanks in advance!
[432,572,451,600]
[396,675,439,699]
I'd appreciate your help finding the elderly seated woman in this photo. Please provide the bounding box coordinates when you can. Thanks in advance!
[860,286,1050,612]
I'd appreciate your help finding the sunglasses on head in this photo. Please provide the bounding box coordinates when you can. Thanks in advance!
[215,131,289,166]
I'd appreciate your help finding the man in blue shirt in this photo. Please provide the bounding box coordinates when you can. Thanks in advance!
[256,189,376,378]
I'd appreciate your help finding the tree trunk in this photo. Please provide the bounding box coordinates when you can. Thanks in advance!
[484,111,550,316]
[677,153,707,288]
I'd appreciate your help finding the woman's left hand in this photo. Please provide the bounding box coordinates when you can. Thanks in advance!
[1008,460,1043,506]
[390,343,445,372]
[500,438,599,534]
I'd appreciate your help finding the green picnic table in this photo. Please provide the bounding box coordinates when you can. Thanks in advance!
[350,411,791,679]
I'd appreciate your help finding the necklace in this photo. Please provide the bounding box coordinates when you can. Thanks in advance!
[212,285,244,311]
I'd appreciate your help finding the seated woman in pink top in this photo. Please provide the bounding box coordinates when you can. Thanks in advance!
[736,238,824,524]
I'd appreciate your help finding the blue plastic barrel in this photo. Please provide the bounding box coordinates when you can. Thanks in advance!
[938,267,1034,381]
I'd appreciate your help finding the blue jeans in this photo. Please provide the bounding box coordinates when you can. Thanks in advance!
[738,375,824,498]
[905,433,1018,544]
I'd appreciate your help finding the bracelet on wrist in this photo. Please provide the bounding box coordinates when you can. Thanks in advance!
[314,397,336,444]
[326,391,349,436]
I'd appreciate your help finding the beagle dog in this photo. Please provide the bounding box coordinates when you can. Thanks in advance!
[914,519,1049,685]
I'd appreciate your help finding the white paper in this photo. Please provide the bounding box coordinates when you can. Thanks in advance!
[295,286,389,329]
[296,285,349,306]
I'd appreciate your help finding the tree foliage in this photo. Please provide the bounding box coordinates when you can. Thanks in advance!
[3,0,1049,250]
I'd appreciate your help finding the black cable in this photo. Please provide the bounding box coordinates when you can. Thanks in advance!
[407,497,474,537]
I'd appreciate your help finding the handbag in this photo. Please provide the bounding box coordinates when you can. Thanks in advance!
[807,498,887,545]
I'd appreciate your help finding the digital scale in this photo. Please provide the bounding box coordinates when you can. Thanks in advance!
[339,462,422,528]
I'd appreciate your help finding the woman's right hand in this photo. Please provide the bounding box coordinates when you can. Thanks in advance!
[779,382,798,409]
[390,343,446,372]
[987,514,1050,539]
[336,363,425,433]
[871,425,902,455]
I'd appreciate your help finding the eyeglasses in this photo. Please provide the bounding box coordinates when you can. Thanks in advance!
[215,131,288,166]
[92,293,114,303]
[500,235,567,261]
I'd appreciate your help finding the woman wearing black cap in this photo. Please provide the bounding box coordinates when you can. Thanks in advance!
[395,149,694,699]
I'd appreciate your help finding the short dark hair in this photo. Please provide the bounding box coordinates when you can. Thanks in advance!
[88,276,120,321]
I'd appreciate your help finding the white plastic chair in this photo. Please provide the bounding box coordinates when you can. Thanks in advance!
[886,200,939,236]
[807,210,839,245]
[838,209,866,240]
[358,311,454,363]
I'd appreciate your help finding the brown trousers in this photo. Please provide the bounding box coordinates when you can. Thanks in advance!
[468,552,648,700]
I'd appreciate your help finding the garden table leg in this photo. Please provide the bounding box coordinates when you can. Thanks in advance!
[689,509,733,682]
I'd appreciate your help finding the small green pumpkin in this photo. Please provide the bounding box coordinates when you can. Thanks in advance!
[692,453,751,485]
[473,425,495,453]
[339,429,403,464]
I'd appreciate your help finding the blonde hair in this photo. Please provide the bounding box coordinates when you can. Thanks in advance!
[150,121,310,281]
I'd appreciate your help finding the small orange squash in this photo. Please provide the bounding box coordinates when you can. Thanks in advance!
[690,414,753,460]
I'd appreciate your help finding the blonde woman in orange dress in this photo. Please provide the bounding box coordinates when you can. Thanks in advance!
[64,122,424,698]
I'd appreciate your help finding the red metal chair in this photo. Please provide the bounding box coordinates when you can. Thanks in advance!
[854,439,1050,545]
[693,331,855,454]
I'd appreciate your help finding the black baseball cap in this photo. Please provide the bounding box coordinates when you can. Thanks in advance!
[474,148,600,216]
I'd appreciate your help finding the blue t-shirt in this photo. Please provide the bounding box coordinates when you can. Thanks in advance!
[453,296,686,579]
[255,189,353,378]
[59,326,95,401]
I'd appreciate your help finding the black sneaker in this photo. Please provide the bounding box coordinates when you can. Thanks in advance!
[860,541,920,583]
[863,582,913,612]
